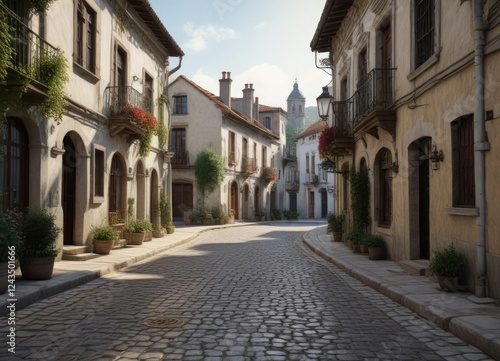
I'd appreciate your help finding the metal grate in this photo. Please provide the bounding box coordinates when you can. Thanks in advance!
[144,316,186,328]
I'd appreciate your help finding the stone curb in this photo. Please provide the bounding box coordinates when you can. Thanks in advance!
[302,234,500,361]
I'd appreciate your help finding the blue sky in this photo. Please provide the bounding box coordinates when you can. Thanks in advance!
[149,0,331,110]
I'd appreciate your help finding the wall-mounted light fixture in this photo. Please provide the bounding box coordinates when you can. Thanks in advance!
[316,86,334,121]
[327,185,335,194]
[428,143,444,170]
[132,75,143,84]
[391,150,399,173]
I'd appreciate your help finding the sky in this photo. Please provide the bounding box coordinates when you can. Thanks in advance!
[148,0,331,111]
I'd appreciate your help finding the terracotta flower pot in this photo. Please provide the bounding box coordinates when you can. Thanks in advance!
[437,275,458,292]
[368,247,385,260]
[93,239,114,255]
[333,231,343,242]
[128,232,145,245]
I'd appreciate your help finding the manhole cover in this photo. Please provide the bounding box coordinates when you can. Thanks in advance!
[144,316,186,328]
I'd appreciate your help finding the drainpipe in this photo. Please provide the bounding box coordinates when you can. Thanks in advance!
[164,56,183,221]
[472,0,489,297]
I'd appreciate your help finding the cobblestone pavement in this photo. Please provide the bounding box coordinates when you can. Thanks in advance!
[0,222,493,360]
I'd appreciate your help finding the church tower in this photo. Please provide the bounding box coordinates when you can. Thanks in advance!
[286,79,306,145]
[287,79,306,131]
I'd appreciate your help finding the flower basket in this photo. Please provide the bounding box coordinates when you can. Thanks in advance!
[128,232,145,245]
[93,239,114,255]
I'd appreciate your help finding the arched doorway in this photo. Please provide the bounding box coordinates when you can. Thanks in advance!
[62,136,76,245]
[1,118,29,212]
[136,161,146,219]
[242,183,249,220]
[109,154,126,222]
[230,181,238,219]
[254,186,260,219]
[408,138,431,259]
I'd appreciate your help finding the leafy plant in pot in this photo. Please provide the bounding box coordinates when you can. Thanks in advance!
[327,213,345,242]
[0,212,21,294]
[428,243,466,292]
[92,224,119,255]
[125,219,150,245]
[19,208,60,280]
[365,234,386,260]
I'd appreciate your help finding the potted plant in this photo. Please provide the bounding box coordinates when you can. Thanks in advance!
[211,206,226,225]
[328,213,344,242]
[125,219,149,245]
[0,212,21,294]
[19,208,60,280]
[365,234,386,261]
[92,224,119,255]
[160,191,175,234]
[428,243,467,292]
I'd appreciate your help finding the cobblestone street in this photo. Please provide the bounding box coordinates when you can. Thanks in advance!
[0,222,492,360]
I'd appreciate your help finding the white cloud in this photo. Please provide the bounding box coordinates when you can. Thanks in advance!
[183,22,236,51]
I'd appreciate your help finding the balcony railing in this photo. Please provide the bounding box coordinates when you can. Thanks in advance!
[333,68,396,134]
[104,86,153,117]
[171,147,189,166]
[2,3,59,85]
[242,156,257,174]
[285,170,300,192]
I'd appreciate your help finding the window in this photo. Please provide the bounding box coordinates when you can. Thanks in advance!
[170,128,187,165]
[144,73,153,112]
[377,148,392,226]
[311,154,316,175]
[0,118,29,211]
[264,116,271,130]
[452,115,475,207]
[262,146,267,168]
[410,0,440,78]
[173,95,188,114]
[92,145,105,203]
[109,155,124,220]
[228,131,236,165]
[75,0,97,74]
[414,0,435,68]
[114,46,127,87]
[306,154,310,174]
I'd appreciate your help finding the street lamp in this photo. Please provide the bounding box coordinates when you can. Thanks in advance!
[316,86,334,121]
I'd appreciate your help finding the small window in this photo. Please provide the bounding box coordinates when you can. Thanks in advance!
[306,154,310,174]
[414,0,435,68]
[92,145,105,204]
[144,73,153,112]
[75,0,97,74]
[262,146,267,168]
[228,131,236,165]
[173,95,188,114]
[452,115,475,207]
[264,116,271,130]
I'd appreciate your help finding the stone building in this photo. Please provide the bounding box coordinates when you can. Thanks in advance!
[168,72,284,221]
[311,0,500,297]
[0,0,183,258]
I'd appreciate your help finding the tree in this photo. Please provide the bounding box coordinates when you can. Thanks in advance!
[194,148,225,205]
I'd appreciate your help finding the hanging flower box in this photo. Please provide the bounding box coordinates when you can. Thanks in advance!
[261,166,279,182]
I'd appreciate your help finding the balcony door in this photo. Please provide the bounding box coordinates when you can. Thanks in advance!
[113,45,127,107]
[63,136,76,245]
[378,23,393,103]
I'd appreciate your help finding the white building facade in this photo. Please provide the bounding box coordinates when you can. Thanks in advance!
[0,0,183,258]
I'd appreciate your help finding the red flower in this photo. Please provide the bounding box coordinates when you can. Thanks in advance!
[123,103,158,129]
[318,125,350,158]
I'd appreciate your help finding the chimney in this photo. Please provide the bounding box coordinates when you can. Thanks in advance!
[254,96,259,122]
[242,83,254,119]
[219,71,232,107]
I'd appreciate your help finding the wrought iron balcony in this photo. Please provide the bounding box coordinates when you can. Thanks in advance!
[282,146,297,166]
[285,170,300,192]
[328,68,396,151]
[171,147,189,166]
[2,3,60,96]
[103,86,153,140]
[241,156,257,175]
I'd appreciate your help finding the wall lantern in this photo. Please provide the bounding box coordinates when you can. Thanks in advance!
[327,185,335,194]
[429,144,444,170]
[316,86,334,121]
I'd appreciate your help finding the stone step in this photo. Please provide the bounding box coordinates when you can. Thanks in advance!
[62,253,101,261]
[399,259,429,276]
[62,245,89,255]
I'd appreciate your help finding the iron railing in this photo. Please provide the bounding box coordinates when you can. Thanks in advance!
[333,68,396,133]
[2,3,59,84]
[103,86,153,117]
[171,147,189,166]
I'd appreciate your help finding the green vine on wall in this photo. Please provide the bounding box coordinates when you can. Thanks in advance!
[36,51,69,123]
[349,166,370,231]
[157,95,168,150]
[26,0,59,15]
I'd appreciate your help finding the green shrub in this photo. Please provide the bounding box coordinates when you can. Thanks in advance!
[270,208,282,220]
[0,211,21,262]
[92,224,119,241]
[364,234,386,249]
[20,208,59,258]
[428,243,467,277]
[126,219,152,233]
